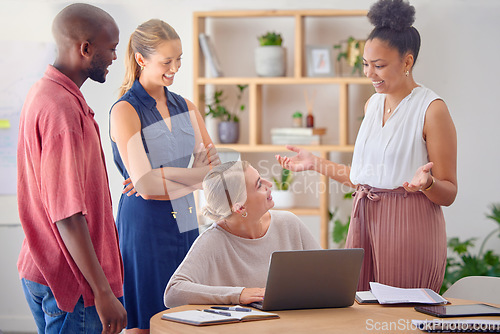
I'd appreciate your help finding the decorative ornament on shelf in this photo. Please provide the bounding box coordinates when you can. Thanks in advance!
[255,31,286,77]
[304,90,317,128]
[333,36,365,77]
[205,85,248,144]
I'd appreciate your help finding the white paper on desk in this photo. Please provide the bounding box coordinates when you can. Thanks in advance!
[369,282,448,305]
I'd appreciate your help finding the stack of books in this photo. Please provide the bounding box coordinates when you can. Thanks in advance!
[271,127,326,145]
[199,33,223,77]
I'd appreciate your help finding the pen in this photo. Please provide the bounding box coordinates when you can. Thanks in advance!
[211,306,252,312]
[203,309,232,317]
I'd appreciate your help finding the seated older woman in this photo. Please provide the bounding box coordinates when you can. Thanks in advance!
[163,160,321,308]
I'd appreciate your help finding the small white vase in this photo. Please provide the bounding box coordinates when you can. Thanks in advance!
[204,115,219,144]
[271,190,294,209]
[254,46,286,77]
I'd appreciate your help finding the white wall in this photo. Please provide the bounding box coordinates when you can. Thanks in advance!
[1,0,499,331]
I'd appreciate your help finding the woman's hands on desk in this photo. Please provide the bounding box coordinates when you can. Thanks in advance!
[239,288,265,305]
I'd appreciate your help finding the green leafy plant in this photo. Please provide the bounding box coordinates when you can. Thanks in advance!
[272,168,293,191]
[441,203,500,294]
[205,84,248,122]
[330,192,354,248]
[334,36,364,76]
[258,31,283,46]
[292,111,303,119]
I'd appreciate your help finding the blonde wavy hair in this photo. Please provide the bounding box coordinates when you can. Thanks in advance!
[119,19,179,97]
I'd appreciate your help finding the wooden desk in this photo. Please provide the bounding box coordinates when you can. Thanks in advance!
[151,299,500,334]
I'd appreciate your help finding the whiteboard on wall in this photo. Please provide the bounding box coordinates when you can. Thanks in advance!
[0,195,19,225]
[0,41,56,195]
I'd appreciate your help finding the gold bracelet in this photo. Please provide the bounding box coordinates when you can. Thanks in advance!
[423,176,435,191]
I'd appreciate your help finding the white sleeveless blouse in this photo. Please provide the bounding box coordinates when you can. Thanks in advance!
[350,86,441,189]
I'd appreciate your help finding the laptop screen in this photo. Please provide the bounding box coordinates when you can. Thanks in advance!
[251,248,364,311]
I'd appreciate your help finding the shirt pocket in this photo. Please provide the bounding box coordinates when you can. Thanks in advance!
[142,121,172,169]
[175,125,196,167]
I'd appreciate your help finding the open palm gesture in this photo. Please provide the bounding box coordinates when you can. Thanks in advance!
[275,145,317,172]
[403,162,434,192]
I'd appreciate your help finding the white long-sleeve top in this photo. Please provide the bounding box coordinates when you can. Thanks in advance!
[164,210,321,308]
[350,85,441,189]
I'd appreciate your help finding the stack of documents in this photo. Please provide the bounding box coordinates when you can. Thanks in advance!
[356,282,448,305]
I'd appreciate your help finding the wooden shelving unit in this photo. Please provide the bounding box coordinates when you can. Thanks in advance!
[193,9,372,248]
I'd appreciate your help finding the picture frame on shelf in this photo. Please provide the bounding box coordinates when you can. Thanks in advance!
[306,45,334,77]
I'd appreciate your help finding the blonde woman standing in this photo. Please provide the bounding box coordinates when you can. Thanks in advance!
[109,19,219,332]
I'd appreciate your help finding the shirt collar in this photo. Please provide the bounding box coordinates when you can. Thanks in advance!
[45,65,94,116]
[131,79,178,111]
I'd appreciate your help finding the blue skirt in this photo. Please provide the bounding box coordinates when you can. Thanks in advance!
[116,193,199,329]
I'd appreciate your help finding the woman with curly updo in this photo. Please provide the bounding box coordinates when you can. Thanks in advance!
[277,0,457,292]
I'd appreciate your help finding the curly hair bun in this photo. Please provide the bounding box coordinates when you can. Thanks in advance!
[367,0,416,31]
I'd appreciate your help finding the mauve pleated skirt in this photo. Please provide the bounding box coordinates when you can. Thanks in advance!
[345,185,447,293]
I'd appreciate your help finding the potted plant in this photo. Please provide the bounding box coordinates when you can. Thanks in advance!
[205,85,248,144]
[333,36,365,77]
[440,203,500,294]
[271,168,294,209]
[330,192,354,248]
[255,31,286,77]
[292,111,303,127]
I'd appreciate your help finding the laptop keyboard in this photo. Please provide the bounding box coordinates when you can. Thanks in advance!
[249,301,264,310]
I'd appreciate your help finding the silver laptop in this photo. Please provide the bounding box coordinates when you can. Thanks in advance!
[250,248,364,311]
